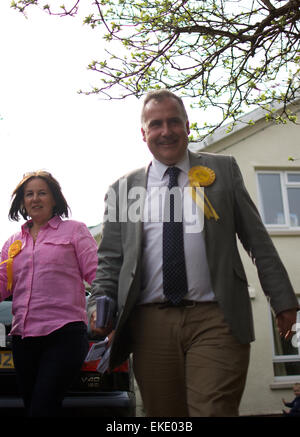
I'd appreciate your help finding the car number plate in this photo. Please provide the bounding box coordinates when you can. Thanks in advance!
[0,350,14,369]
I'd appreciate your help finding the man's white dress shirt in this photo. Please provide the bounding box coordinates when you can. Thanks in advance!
[138,151,215,304]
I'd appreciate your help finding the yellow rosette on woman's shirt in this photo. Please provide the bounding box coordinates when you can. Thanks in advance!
[188,166,219,221]
[0,240,22,291]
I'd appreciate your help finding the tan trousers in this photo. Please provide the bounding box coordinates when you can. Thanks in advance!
[129,302,250,417]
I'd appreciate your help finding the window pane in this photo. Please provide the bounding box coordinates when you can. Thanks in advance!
[258,174,285,224]
[274,362,300,377]
[288,173,300,183]
[287,188,300,227]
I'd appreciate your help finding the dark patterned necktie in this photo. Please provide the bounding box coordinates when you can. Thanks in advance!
[162,167,188,304]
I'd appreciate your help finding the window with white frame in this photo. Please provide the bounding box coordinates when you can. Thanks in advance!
[257,171,300,229]
[270,302,300,381]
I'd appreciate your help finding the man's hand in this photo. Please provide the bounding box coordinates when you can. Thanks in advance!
[276,308,298,340]
[90,310,114,339]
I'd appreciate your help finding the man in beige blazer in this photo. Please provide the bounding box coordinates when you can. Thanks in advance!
[88,89,298,416]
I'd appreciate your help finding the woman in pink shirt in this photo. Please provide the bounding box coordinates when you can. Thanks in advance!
[0,171,98,416]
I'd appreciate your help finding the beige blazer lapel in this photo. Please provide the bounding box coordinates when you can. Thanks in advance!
[187,150,220,275]
[188,150,203,168]
[126,165,148,260]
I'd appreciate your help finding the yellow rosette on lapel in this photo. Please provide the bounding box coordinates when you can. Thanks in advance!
[0,240,22,291]
[188,166,219,221]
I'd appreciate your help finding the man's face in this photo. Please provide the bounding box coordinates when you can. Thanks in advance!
[141,97,190,166]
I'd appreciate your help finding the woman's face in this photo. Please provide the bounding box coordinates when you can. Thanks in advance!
[23,177,56,226]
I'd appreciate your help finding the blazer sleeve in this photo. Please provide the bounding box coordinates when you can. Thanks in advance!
[231,157,298,315]
[87,182,123,319]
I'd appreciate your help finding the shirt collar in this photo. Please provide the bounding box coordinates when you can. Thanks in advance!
[152,150,190,181]
[47,216,62,229]
[22,215,62,234]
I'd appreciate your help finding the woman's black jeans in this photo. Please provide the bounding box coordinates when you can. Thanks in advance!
[12,321,89,417]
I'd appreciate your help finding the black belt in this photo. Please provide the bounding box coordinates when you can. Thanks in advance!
[140,300,202,309]
[159,300,200,308]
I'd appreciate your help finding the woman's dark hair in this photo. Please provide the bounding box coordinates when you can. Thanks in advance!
[9,170,70,221]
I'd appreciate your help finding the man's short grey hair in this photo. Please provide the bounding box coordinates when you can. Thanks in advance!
[141,89,189,126]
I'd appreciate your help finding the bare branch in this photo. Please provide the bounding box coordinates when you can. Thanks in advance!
[11,0,300,138]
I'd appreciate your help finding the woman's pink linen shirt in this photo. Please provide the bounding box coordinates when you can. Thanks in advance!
[0,216,98,338]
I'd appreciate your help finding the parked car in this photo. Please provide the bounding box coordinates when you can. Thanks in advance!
[0,296,136,417]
